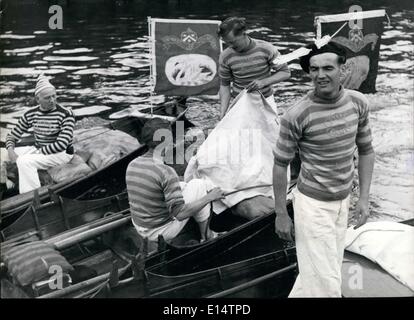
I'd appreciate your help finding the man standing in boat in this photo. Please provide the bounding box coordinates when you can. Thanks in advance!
[3,74,75,194]
[126,118,225,245]
[272,42,375,297]
[217,17,291,119]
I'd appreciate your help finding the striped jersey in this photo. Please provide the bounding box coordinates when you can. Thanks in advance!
[5,105,75,155]
[219,38,286,98]
[126,151,185,229]
[274,88,374,201]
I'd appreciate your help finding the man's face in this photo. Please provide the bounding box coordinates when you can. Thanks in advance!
[309,53,342,97]
[36,87,57,112]
[221,31,247,52]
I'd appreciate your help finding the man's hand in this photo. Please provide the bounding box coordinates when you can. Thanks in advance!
[353,199,370,229]
[7,149,18,163]
[275,213,294,241]
[207,187,226,201]
[246,79,266,92]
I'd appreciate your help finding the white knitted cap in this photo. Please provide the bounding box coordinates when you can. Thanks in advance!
[34,74,55,96]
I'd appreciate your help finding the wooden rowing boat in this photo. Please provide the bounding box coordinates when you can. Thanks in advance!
[136,211,297,298]
[0,190,130,243]
[0,144,144,230]
[94,215,414,299]
[0,196,295,298]
[3,198,410,299]
[0,110,194,228]
[42,207,296,299]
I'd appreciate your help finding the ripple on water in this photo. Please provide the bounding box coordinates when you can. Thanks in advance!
[52,48,94,54]
[0,68,66,76]
[0,34,36,40]
[120,42,151,50]
[368,100,414,221]
[73,68,130,76]
[115,58,150,69]
[29,60,48,65]
[73,105,112,116]
[43,56,99,62]
[3,45,53,54]
[382,30,413,39]
[379,59,413,71]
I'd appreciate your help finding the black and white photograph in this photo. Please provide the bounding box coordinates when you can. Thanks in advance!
[0,0,413,310]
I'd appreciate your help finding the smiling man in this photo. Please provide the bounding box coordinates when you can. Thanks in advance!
[217,17,290,119]
[272,42,375,297]
[3,74,75,194]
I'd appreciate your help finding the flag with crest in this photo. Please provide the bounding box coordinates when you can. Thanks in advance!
[315,10,387,93]
[149,18,222,96]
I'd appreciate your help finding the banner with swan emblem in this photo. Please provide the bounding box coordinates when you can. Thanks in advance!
[149,18,222,96]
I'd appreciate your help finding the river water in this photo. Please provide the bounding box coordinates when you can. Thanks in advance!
[0,0,413,222]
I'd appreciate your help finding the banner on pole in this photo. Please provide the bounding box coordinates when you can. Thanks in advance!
[315,10,386,93]
[149,18,222,96]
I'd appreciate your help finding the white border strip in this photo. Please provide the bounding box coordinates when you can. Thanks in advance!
[316,9,385,23]
[148,16,156,92]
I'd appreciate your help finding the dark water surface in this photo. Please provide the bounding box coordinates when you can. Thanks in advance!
[0,0,413,221]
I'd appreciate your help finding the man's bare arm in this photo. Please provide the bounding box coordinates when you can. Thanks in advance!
[247,66,291,92]
[354,152,375,229]
[219,85,231,119]
[273,163,294,241]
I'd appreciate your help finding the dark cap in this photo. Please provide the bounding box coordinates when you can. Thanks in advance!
[140,118,172,148]
[299,41,347,73]
[217,17,247,37]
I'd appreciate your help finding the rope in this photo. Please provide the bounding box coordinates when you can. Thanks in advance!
[385,12,391,27]
[331,21,348,38]
[73,127,114,144]
[223,184,273,197]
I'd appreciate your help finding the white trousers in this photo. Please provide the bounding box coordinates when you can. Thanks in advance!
[2,146,73,194]
[289,189,350,298]
[132,179,212,242]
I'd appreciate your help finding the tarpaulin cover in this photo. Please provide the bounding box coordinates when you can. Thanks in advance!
[184,90,283,214]
[345,221,414,291]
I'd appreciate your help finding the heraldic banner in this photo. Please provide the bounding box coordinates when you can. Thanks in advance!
[315,10,386,93]
[149,18,222,96]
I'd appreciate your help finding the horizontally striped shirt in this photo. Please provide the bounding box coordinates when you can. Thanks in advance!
[274,88,374,201]
[126,151,185,229]
[219,38,286,98]
[5,105,75,155]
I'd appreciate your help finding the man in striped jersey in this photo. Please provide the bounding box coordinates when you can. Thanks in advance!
[126,118,225,245]
[217,17,291,119]
[4,74,75,194]
[272,42,375,297]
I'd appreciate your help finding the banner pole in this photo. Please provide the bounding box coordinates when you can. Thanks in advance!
[148,16,154,117]
[315,17,322,39]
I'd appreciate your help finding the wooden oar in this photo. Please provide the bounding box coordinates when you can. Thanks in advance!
[45,209,130,245]
[51,216,131,250]
[37,262,132,299]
